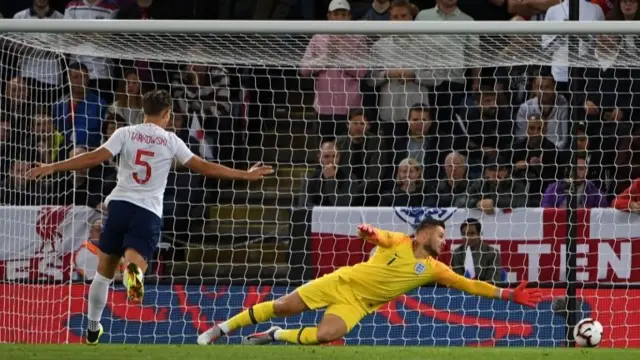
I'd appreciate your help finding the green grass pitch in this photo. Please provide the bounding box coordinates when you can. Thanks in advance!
[2,345,640,360]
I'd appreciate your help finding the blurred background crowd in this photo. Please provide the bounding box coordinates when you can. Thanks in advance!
[2,0,640,278]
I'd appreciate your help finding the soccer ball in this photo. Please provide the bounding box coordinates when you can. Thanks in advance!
[573,318,604,347]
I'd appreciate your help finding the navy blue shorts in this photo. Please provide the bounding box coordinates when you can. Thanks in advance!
[98,200,162,261]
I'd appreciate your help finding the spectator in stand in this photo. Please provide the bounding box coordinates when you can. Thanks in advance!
[252,0,296,19]
[416,0,481,122]
[434,151,473,207]
[300,0,368,140]
[606,0,640,54]
[380,157,432,206]
[508,114,568,206]
[541,153,608,208]
[501,0,561,21]
[452,78,515,167]
[52,62,106,155]
[4,76,29,119]
[64,0,119,103]
[451,218,502,284]
[172,62,232,162]
[467,156,527,215]
[0,159,43,205]
[297,141,362,207]
[516,66,569,149]
[543,0,604,92]
[336,109,383,200]
[614,125,640,195]
[391,104,441,182]
[12,0,64,105]
[612,177,640,213]
[361,0,391,20]
[0,119,16,181]
[595,0,617,16]
[32,106,63,164]
[369,1,427,138]
[110,69,144,126]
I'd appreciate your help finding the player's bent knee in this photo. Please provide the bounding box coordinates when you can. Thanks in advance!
[96,251,122,279]
[316,325,346,343]
[273,292,308,316]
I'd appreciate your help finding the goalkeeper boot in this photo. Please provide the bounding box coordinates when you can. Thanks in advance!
[124,263,144,304]
[242,326,281,345]
[86,323,104,345]
[197,325,225,345]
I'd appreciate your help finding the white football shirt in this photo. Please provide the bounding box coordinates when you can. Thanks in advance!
[102,123,195,218]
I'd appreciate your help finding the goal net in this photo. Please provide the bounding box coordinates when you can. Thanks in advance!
[0,19,639,347]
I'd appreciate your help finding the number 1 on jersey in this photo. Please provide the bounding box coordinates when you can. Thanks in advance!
[133,149,155,184]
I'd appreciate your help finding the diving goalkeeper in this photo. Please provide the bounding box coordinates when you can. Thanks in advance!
[197,219,542,346]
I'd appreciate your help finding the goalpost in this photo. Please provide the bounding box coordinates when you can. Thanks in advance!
[0,19,639,347]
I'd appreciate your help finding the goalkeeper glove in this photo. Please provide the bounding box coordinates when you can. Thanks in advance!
[501,281,543,308]
[357,223,377,241]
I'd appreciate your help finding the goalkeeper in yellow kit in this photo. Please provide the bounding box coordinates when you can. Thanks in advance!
[197,219,542,346]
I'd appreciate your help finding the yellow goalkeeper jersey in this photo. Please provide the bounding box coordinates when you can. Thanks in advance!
[332,228,499,309]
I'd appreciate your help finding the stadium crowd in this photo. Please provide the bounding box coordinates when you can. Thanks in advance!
[1,0,640,261]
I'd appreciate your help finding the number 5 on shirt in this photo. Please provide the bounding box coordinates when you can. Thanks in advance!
[133,149,155,184]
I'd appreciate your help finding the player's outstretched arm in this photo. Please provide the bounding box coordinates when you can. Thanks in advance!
[356,224,408,248]
[26,148,113,180]
[434,263,542,308]
[184,157,273,181]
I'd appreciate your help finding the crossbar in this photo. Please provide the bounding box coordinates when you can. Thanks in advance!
[0,19,639,34]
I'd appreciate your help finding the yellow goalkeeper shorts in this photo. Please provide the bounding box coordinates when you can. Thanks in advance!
[296,273,369,332]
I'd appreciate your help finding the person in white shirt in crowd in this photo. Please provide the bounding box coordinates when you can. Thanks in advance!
[13,0,64,105]
[516,66,568,149]
[65,0,120,104]
[543,0,605,93]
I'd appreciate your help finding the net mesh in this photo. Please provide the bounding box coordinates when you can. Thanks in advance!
[0,27,639,347]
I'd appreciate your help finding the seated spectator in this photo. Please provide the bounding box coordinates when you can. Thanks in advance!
[110,69,144,126]
[468,156,527,215]
[606,0,640,57]
[0,159,43,205]
[434,151,472,208]
[52,62,106,154]
[0,119,17,181]
[32,107,64,164]
[451,218,502,284]
[542,153,608,209]
[453,79,515,166]
[117,0,176,19]
[369,1,427,132]
[336,109,383,195]
[361,0,391,20]
[508,114,568,206]
[297,141,362,207]
[391,104,441,182]
[612,177,640,213]
[300,0,367,140]
[516,66,568,149]
[172,62,231,161]
[380,157,432,207]
[506,0,561,20]
[4,77,30,119]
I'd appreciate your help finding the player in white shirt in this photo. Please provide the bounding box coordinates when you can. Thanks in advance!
[26,90,273,345]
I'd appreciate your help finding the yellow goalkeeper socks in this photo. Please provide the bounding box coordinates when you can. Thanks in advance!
[275,327,319,345]
[220,300,276,333]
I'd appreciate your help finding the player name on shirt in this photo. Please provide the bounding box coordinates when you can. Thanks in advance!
[130,132,168,146]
